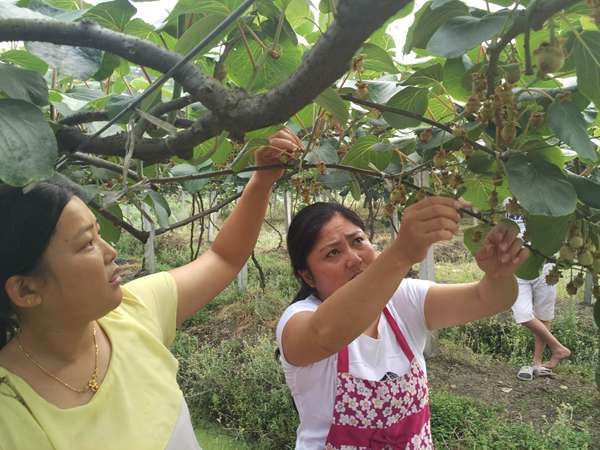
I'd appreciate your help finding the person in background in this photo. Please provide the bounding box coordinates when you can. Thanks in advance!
[0,128,302,450]
[507,214,571,381]
[277,198,529,450]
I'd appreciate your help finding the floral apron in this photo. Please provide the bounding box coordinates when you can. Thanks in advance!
[324,307,433,450]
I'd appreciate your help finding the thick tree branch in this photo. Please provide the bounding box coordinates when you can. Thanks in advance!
[1,0,410,161]
[485,0,579,96]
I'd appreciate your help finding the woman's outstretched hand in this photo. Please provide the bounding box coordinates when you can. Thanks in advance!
[475,221,530,278]
[393,196,469,264]
[253,128,303,186]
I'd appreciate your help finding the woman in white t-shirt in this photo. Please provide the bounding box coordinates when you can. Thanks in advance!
[276,197,530,450]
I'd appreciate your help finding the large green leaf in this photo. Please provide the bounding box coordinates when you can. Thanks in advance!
[383,87,428,129]
[547,100,597,162]
[175,13,228,55]
[403,0,468,53]
[573,31,600,108]
[80,0,136,31]
[566,172,600,209]
[363,78,403,104]
[427,13,509,58]
[0,99,57,186]
[0,50,48,74]
[341,136,380,170]
[146,190,171,228]
[402,64,443,87]
[225,37,302,91]
[359,43,398,74]
[462,176,510,211]
[26,42,102,80]
[165,0,229,25]
[315,88,349,125]
[463,223,492,255]
[95,203,122,246]
[516,253,545,280]
[0,3,102,79]
[169,163,209,193]
[0,63,48,106]
[504,154,577,216]
[306,138,339,165]
[526,214,572,257]
[442,57,473,101]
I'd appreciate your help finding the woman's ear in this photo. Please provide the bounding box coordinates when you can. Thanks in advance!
[299,270,316,288]
[4,276,42,309]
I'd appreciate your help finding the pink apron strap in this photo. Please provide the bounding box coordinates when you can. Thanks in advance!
[337,306,415,373]
[337,346,350,373]
[383,307,415,361]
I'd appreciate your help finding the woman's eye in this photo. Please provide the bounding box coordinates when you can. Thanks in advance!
[355,237,364,244]
[326,249,339,258]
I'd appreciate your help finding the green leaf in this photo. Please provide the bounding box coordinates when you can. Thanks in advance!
[362,78,403,104]
[504,154,577,216]
[0,63,48,106]
[230,138,269,172]
[566,172,600,209]
[306,138,339,165]
[515,253,545,280]
[95,203,122,246]
[358,43,398,74]
[402,64,443,86]
[547,100,598,162]
[594,296,600,328]
[169,163,209,193]
[0,99,58,186]
[443,57,474,101]
[146,190,171,228]
[383,87,428,129]
[175,13,228,55]
[315,88,349,124]
[526,214,572,258]
[427,13,510,58]
[0,50,48,74]
[165,0,229,24]
[462,176,509,210]
[463,223,492,255]
[92,52,121,81]
[225,38,302,91]
[26,42,102,80]
[573,31,600,108]
[403,0,468,53]
[341,136,379,169]
[80,0,136,31]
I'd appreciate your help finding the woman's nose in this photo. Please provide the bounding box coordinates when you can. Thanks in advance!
[345,249,362,268]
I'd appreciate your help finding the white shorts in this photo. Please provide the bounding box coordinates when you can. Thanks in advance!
[512,264,557,324]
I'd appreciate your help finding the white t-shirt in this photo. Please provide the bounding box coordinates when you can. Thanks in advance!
[275,278,433,450]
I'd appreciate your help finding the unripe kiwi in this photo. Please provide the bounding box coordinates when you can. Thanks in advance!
[569,235,584,249]
[559,245,576,262]
[566,281,578,296]
[578,250,594,266]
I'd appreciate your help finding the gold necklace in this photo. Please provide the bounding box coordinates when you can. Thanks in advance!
[17,323,101,394]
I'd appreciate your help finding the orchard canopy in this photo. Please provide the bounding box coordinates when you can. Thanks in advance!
[0,0,599,323]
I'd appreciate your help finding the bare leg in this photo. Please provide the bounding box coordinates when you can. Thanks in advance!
[532,320,548,366]
[522,319,570,369]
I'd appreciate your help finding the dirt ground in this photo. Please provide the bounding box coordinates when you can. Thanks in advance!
[427,342,600,445]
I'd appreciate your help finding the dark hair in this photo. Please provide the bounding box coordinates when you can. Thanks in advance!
[287,202,366,304]
[0,182,76,348]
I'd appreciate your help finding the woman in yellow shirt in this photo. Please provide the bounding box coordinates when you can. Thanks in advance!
[0,128,301,450]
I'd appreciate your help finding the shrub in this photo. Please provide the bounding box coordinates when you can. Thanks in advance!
[173,332,297,449]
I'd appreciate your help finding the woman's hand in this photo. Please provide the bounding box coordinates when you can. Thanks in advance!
[475,221,530,278]
[253,128,303,187]
[393,196,468,264]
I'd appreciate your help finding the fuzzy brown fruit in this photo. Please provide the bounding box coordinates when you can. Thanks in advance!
[534,42,565,77]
